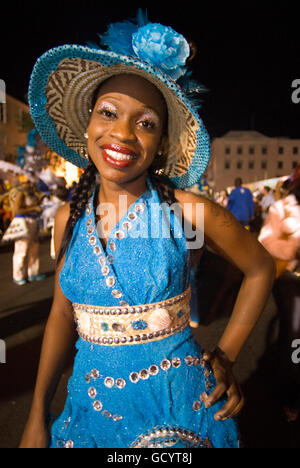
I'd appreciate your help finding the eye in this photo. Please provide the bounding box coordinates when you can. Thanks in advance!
[99,108,117,119]
[137,119,156,130]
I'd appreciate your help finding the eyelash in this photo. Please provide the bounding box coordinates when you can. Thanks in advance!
[97,107,157,130]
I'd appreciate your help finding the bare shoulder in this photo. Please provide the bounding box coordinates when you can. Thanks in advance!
[174,189,235,229]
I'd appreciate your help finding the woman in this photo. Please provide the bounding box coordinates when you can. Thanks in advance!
[7,178,45,285]
[20,13,275,448]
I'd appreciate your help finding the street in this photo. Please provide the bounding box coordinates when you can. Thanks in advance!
[0,238,299,448]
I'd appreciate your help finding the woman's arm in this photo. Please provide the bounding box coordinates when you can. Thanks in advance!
[176,190,276,419]
[11,191,41,217]
[19,203,77,448]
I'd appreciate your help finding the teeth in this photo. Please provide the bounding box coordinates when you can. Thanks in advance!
[105,149,135,161]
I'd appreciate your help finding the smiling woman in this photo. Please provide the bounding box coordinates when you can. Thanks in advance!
[20,10,275,450]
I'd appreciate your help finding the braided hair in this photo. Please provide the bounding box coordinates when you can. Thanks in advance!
[56,159,98,266]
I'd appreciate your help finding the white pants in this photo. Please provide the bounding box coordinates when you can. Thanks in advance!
[13,218,40,281]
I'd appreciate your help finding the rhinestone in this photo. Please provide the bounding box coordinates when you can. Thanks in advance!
[65,440,74,449]
[134,335,141,342]
[122,221,132,231]
[131,320,148,330]
[87,218,92,226]
[128,212,137,221]
[104,377,114,388]
[193,401,202,412]
[102,410,112,418]
[160,359,171,371]
[115,230,125,240]
[171,358,181,368]
[120,301,129,307]
[114,337,120,344]
[116,378,126,389]
[102,265,109,276]
[106,276,115,287]
[193,357,200,366]
[86,207,92,216]
[129,372,139,383]
[107,254,114,264]
[89,236,96,246]
[109,241,117,252]
[149,364,159,375]
[134,203,145,213]
[88,387,97,399]
[87,226,94,235]
[93,245,101,256]
[91,369,100,379]
[101,322,109,332]
[112,289,123,299]
[99,256,106,266]
[139,369,149,380]
[112,415,123,421]
[93,400,103,411]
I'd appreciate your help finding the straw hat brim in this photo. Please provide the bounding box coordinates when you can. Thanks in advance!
[29,45,210,188]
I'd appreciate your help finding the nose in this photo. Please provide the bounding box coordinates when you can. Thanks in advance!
[109,117,137,144]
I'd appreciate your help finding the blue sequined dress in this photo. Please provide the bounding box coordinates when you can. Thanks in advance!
[49,178,238,449]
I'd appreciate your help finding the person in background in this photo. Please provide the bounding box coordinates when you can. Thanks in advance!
[215,189,228,208]
[9,178,46,285]
[227,178,255,228]
[260,186,275,222]
[258,167,300,422]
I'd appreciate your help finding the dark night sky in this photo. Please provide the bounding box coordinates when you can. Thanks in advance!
[1,1,300,139]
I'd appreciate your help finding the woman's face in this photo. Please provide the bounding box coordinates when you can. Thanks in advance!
[87,74,167,184]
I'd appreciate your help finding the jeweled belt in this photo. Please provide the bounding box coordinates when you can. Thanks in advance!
[73,286,191,346]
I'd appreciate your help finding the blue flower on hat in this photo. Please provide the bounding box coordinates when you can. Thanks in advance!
[132,24,190,81]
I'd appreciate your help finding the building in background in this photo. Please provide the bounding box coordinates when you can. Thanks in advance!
[208,131,300,191]
[0,93,31,161]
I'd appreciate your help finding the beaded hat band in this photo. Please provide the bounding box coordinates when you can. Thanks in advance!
[28,15,211,189]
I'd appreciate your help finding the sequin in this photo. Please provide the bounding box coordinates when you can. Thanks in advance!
[93,401,103,412]
[86,207,91,216]
[102,265,109,276]
[115,230,125,240]
[107,254,114,264]
[112,415,123,421]
[193,401,202,411]
[88,387,97,399]
[65,440,74,449]
[171,357,181,368]
[112,290,123,299]
[160,359,171,371]
[129,372,139,383]
[99,256,106,266]
[89,236,96,246]
[102,410,112,418]
[122,221,132,231]
[128,212,137,221]
[109,241,117,251]
[106,276,115,287]
[134,203,145,213]
[91,369,100,379]
[104,377,114,388]
[116,378,126,389]
[85,373,91,383]
[139,369,149,380]
[87,226,94,235]
[184,355,194,366]
[149,364,159,375]
[93,246,101,256]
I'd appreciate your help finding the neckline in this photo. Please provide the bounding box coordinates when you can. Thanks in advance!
[92,178,152,254]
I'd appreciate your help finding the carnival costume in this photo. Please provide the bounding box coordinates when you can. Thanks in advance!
[28,11,239,448]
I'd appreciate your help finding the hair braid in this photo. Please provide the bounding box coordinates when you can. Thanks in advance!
[56,160,98,267]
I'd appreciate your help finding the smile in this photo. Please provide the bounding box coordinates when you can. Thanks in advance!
[101,145,139,169]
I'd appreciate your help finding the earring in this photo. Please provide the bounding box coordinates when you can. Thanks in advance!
[84,132,88,139]
[158,150,163,156]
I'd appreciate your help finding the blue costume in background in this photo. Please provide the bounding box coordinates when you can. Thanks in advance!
[49,178,238,448]
[227,186,255,227]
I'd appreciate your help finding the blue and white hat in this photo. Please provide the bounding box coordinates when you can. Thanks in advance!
[28,11,210,189]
